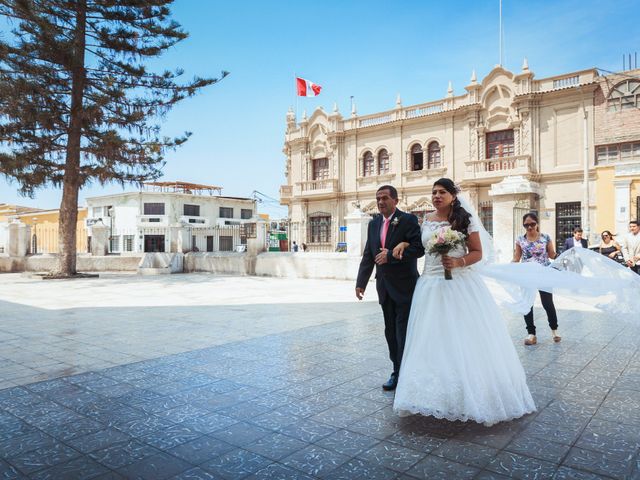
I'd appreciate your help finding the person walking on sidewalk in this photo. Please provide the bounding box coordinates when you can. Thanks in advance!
[513,212,561,345]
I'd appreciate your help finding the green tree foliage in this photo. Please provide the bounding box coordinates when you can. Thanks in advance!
[0,0,227,275]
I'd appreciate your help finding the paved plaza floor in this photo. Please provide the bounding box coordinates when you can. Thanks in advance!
[0,272,639,479]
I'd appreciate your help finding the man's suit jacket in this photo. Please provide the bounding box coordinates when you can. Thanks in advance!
[563,237,588,251]
[621,233,640,266]
[356,209,425,306]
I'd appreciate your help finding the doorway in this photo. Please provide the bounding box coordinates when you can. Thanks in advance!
[144,235,165,252]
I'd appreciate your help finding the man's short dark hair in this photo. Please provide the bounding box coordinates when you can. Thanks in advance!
[377,185,398,199]
[630,220,639,226]
[573,226,583,233]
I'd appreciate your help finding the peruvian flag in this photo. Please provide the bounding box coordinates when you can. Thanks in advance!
[296,77,322,97]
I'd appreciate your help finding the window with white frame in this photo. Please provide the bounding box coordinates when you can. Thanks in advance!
[183,204,200,216]
[219,207,234,218]
[109,235,120,253]
[143,203,165,215]
[241,209,253,219]
[123,235,135,252]
[596,142,640,165]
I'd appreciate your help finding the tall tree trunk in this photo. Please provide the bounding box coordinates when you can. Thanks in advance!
[57,0,87,276]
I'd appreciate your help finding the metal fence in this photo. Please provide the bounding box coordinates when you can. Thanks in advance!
[108,228,139,253]
[268,220,347,253]
[30,221,88,254]
[190,225,246,252]
[104,225,247,254]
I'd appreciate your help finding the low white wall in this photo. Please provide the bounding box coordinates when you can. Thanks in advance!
[0,256,26,273]
[184,252,253,275]
[0,254,142,273]
[1,251,427,279]
[255,252,363,280]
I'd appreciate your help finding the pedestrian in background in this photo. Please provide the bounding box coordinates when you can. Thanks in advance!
[563,226,588,251]
[597,230,622,263]
[513,212,561,345]
[621,220,640,274]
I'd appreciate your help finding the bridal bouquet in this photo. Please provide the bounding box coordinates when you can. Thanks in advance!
[425,226,467,280]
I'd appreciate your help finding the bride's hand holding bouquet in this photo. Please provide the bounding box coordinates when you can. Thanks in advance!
[426,226,467,279]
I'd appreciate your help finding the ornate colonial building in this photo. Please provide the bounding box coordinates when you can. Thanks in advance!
[281,62,640,260]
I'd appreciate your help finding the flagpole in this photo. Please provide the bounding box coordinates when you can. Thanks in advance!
[499,0,503,66]
[294,72,299,122]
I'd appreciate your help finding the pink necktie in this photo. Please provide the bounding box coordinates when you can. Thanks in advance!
[380,217,390,249]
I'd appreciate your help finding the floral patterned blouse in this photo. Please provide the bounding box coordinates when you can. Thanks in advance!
[516,233,552,266]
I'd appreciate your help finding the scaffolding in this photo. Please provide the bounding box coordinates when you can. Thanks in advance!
[142,181,222,196]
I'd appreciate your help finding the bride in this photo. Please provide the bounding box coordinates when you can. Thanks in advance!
[391,178,536,426]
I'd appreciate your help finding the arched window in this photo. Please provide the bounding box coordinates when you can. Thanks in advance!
[362,151,374,177]
[378,149,390,174]
[411,144,423,171]
[427,142,441,169]
[608,80,640,112]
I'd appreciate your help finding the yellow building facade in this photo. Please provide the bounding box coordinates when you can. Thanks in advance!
[593,70,640,238]
[0,205,88,254]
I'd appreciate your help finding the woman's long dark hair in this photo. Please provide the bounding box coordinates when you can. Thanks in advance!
[434,178,471,235]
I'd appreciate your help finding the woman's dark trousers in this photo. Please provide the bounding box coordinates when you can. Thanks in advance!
[524,291,558,335]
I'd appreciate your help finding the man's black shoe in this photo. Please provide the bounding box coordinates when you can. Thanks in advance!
[382,373,398,391]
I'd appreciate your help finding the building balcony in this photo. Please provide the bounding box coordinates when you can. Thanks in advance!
[295,179,339,198]
[280,185,293,204]
[85,217,108,227]
[179,215,210,227]
[464,155,533,181]
[137,215,169,226]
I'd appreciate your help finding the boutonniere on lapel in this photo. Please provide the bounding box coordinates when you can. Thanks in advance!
[390,216,400,229]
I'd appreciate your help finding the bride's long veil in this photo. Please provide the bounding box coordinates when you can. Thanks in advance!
[458,195,640,318]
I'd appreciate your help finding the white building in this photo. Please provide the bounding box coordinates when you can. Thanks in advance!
[85,181,257,253]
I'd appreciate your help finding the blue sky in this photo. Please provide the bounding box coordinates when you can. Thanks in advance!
[1,0,639,217]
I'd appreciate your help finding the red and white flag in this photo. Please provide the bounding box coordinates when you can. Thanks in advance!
[296,77,322,97]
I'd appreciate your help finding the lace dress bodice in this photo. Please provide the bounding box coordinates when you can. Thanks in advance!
[421,219,477,276]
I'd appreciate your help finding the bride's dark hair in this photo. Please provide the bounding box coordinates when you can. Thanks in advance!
[433,178,471,235]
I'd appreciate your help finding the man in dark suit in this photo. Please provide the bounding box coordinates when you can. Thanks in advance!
[563,227,588,251]
[355,185,425,390]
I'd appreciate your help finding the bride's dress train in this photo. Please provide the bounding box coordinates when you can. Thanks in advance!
[393,219,536,426]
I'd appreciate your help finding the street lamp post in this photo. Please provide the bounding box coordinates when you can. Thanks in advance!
[31,217,38,254]
[107,207,114,253]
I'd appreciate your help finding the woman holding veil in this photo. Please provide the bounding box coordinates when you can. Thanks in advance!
[391,178,640,426]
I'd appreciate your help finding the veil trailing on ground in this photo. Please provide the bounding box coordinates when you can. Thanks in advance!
[457,195,640,318]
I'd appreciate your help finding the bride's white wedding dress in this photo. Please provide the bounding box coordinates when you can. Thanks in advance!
[393,217,536,426]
